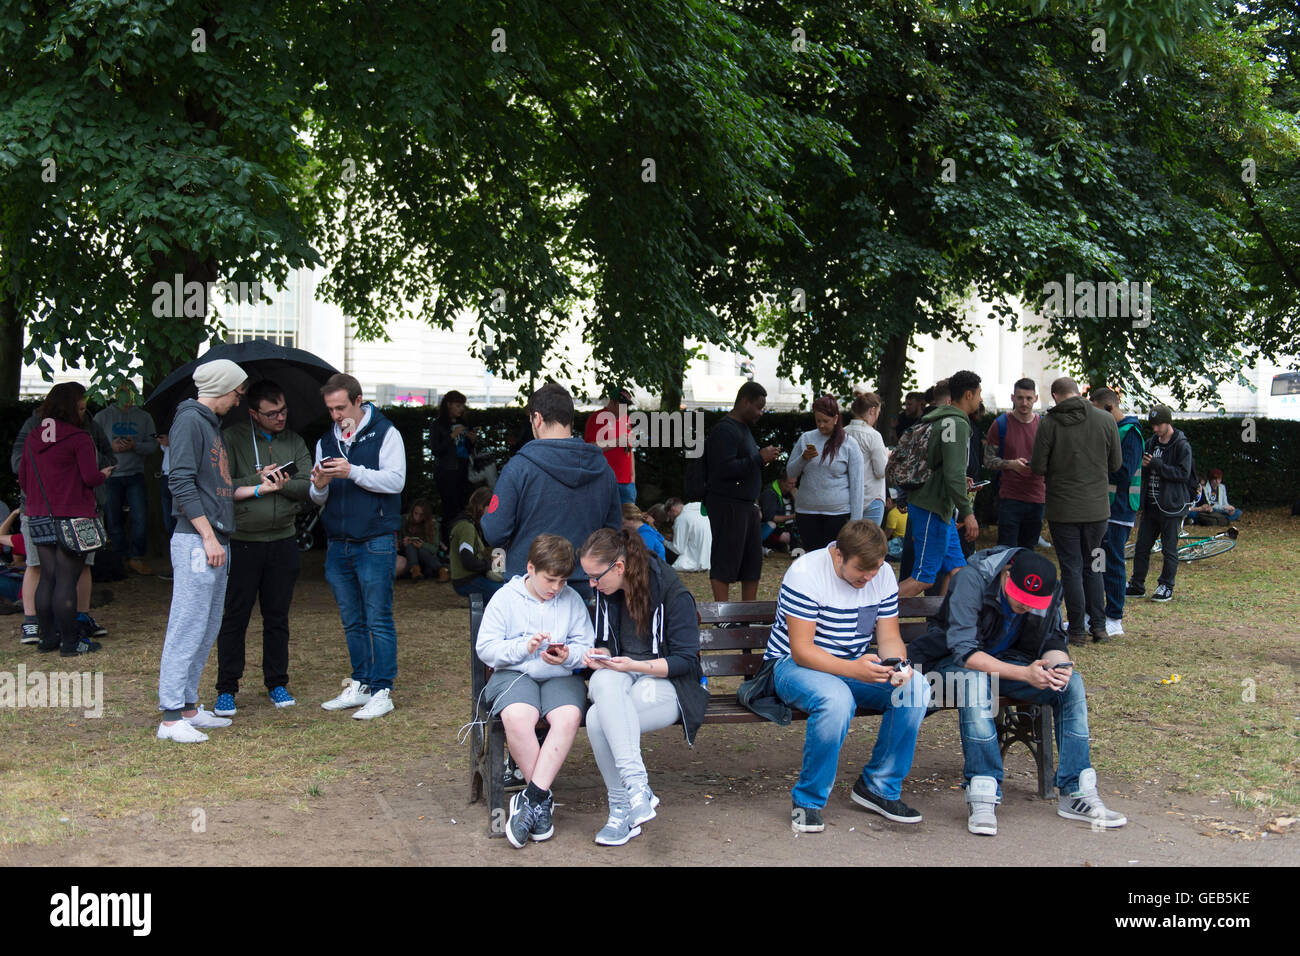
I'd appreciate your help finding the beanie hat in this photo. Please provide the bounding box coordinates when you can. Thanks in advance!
[1148,405,1173,426]
[193,359,247,398]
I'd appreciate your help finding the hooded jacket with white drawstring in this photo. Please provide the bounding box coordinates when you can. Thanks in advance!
[591,553,709,745]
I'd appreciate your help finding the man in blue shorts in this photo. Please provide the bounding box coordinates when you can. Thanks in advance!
[898,370,982,598]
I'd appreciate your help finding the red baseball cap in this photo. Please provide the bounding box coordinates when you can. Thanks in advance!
[1004,551,1055,610]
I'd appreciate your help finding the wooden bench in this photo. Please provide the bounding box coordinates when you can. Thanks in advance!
[468,594,1055,834]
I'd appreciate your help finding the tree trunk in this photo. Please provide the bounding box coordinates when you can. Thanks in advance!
[660,340,685,411]
[876,323,913,437]
[0,292,22,402]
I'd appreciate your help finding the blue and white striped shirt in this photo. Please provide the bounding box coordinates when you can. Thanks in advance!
[764,548,899,661]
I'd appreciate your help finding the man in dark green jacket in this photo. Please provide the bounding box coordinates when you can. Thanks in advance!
[213,380,313,716]
[1029,377,1121,644]
[898,370,982,598]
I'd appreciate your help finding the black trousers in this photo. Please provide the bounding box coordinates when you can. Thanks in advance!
[795,512,850,552]
[1049,519,1108,635]
[436,466,468,546]
[216,537,300,694]
[1130,510,1183,590]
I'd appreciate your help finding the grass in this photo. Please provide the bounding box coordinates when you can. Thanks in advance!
[0,508,1296,847]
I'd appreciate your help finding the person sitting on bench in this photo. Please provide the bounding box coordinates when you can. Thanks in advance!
[763,519,930,833]
[578,527,708,847]
[474,534,595,848]
[907,547,1128,836]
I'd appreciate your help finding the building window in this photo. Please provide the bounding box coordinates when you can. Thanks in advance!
[221,273,300,348]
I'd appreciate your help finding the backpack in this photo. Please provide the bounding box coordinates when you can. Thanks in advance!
[886,421,933,491]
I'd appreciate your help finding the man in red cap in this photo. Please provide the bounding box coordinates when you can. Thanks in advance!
[908,546,1127,836]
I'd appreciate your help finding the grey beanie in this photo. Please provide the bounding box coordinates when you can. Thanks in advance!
[193,359,247,398]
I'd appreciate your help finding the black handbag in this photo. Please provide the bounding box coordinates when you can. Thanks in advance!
[25,452,107,554]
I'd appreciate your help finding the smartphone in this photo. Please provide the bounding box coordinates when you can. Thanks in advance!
[877,657,902,667]
[970,479,991,490]
[271,461,299,479]
[547,642,567,655]
[1051,662,1074,670]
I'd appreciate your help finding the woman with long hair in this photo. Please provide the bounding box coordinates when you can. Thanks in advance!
[429,390,474,547]
[18,382,114,655]
[846,392,889,526]
[449,486,505,599]
[785,395,864,551]
[577,527,708,846]
[395,498,445,580]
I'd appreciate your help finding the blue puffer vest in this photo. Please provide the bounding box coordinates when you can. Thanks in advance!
[320,404,402,541]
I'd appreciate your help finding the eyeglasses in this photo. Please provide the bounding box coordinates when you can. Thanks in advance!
[255,406,288,420]
[587,554,625,585]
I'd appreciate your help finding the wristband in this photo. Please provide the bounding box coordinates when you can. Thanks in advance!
[254,485,262,498]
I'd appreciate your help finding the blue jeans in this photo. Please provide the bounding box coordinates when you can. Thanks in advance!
[325,536,398,692]
[996,498,1044,551]
[105,473,149,558]
[864,498,885,526]
[773,655,930,808]
[931,655,1092,798]
[1103,522,1131,619]
[617,482,637,505]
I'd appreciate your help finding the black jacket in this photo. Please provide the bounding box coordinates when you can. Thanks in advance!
[592,554,708,745]
[1140,429,1194,518]
[704,415,762,502]
[429,418,473,474]
[908,547,1069,671]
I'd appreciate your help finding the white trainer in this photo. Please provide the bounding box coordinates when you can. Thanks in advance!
[157,721,209,743]
[352,688,393,720]
[185,706,232,729]
[1105,617,1125,637]
[322,679,372,711]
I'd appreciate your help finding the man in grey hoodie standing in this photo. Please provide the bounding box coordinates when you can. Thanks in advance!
[157,360,286,743]
[1029,378,1121,644]
[1127,406,1194,604]
[95,384,159,575]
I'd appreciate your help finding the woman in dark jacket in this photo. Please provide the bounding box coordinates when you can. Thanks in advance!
[578,527,708,846]
[18,383,114,655]
[429,390,474,546]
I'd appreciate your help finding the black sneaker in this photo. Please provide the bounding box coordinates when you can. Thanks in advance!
[530,792,555,842]
[792,804,824,832]
[505,791,537,849]
[1125,582,1145,597]
[851,778,922,823]
[60,638,102,657]
[20,622,40,645]
[1151,584,1174,602]
[37,639,59,653]
[79,615,108,638]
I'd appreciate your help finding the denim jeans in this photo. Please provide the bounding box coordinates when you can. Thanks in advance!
[105,473,149,558]
[325,536,398,692]
[996,498,1044,551]
[864,498,885,526]
[1102,522,1131,619]
[773,655,930,808]
[617,482,637,505]
[1049,519,1108,633]
[931,655,1092,798]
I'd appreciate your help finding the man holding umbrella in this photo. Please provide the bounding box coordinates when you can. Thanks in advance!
[310,373,407,720]
[213,379,314,716]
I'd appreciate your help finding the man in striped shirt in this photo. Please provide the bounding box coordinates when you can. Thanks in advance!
[765,520,931,832]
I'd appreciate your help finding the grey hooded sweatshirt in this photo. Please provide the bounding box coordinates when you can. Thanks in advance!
[167,399,234,540]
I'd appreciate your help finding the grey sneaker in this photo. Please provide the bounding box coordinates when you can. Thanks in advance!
[505,790,538,849]
[1151,584,1173,602]
[792,804,825,833]
[595,792,641,846]
[1058,768,1127,828]
[966,775,999,836]
[20,622,40,645]
[626,783,659,828]
[530,792,555,842]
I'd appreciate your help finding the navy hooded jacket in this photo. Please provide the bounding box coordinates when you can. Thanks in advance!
[480,436,622,583]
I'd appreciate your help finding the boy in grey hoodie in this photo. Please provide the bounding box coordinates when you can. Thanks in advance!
[475,534,595,847]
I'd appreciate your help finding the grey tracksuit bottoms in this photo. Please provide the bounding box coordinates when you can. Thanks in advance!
[158,533,230,716]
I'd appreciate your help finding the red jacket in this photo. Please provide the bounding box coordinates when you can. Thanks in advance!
[18,420,106,518]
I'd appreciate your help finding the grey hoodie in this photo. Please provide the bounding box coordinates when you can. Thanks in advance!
[167,399,234,540]
[474,574,596,678]
[93,405,159,477]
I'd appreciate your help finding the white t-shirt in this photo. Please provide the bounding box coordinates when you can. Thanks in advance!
[764,546,899,661]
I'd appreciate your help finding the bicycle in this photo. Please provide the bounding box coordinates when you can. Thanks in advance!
[1123,526,1238,562]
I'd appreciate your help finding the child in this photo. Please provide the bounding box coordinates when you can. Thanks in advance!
[883,488,908,560]
[474,533,595,848]
[622,502,667,560]
[450,487,505,599]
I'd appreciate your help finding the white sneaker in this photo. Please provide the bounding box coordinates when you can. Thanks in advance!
[1105,617,1124,637]
[157,720,209,743]
[321,679,372,711]
[185,706,232,729]
[352,688,393,720]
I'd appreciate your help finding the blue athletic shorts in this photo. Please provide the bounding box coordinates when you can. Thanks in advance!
[909,505,965,585]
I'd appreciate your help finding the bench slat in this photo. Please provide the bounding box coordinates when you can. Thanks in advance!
[701,655,764,678]
[698,627,771,650]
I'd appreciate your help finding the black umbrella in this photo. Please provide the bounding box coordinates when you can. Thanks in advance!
[143,340,339,435]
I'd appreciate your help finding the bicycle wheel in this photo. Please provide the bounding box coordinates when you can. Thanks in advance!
[1124,539,1161,559]
[1178,537,1236,562]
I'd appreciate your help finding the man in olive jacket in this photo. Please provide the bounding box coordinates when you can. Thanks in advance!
[213,380,313,715]
[1029,377,1121,644]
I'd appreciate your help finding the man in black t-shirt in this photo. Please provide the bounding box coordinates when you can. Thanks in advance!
[703,382,781,601]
